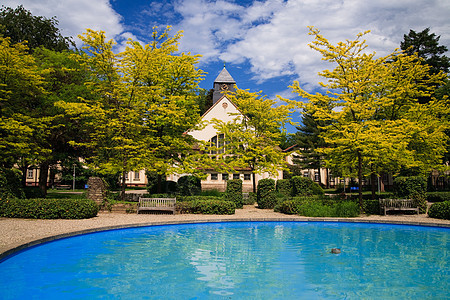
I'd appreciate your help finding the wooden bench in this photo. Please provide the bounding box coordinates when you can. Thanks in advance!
[379,199,419,215]
[55,184,71,190]
[137,197,176,214]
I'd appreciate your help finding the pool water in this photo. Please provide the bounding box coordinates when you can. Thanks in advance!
[0,222,448,299]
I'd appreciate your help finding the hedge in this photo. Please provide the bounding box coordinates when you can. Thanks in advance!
[177,199,235,215]
[0,198,99,219]
[428,201,450,220]
[177,175,201,196]
[225,179,243,208]
[291,176,324,196]
[427,192,450,203]
[257,178,277,209]
[276,179,292,197]
[275,199,359,217]
[393,176,427,198]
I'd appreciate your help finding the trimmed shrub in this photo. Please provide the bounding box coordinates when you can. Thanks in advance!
[177,175,201,196]
[225,179,243,208]
[257,178,277,209]
[179,199,235,215]
[276,179,292,197]
[427,192,450,203]
[428,201,450,220]
[361,199,380,215]
[291,176,324,196]
[243,192,256,205]
[0,198,99,219]
[411,192,427,214]
[0,168,24,200]
[177,196,223,202]
[393,176,427,198]
[275,198,359,217]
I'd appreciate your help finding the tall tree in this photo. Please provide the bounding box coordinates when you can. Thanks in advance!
[0,5,73,52]
[211,89,294,193]
[58,28,204,198]
[401,28,450,75]
[291,27,448,208]
[294,110,328,187]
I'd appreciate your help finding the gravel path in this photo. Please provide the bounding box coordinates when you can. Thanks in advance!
[1,205,449,260]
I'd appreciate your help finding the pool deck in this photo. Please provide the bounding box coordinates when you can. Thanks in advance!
[1,204,449,261]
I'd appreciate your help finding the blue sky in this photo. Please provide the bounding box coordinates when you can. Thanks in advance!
[4,0,450,132]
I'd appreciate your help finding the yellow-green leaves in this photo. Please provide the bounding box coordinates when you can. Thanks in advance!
[291,27,448,181]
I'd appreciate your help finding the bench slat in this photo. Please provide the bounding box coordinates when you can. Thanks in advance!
[379,199,419,215]
[137,197,176,214]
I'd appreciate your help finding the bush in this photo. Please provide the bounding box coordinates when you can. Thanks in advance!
[0,168,24,200]
[276,179,292,197]
[427,192,450,203]
[243,192,256,205]
[257,179,277,209]
[291,176,324,196]
[275,198,359,217]
[361,199,380,215]
[177,175,201,196]
[178,199,235,215]
[0,198,99,219]
[393,176,427,198]
[177,195,223,202]
[225,179,243,208]
[428,201,450,220]
[411,192,427,214]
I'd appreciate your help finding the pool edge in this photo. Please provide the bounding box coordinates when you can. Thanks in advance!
[1,218,449,262]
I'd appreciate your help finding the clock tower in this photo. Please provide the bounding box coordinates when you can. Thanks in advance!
[212,67,236,103]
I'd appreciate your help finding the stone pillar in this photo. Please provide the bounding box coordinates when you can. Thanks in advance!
[87,177,107,205]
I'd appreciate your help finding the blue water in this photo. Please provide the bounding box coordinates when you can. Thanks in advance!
[0,222,448,299]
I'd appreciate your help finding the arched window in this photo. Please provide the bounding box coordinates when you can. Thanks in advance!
[209,134,225,154]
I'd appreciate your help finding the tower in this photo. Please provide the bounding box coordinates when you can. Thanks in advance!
[212,67,236,104]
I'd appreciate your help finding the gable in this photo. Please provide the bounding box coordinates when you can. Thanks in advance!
[188,95,243,142]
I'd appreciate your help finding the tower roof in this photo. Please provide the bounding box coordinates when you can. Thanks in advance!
[214,67,236,83]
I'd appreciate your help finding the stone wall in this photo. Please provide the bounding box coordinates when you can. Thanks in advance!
[87,177,107,205]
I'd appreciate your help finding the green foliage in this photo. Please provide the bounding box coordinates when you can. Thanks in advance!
[427,192,450,203]
[275,198,359,217]
[411,192,428,214]
[393,176,427,197]
[178,199,235,215]
[361,199,380,215]
[244,192,256,205]
[0,5,73,52]
[0,198,98,219]
[291,176,324,196]
[428,201,450,220]
[225,179,243,208]
[257,178,277,209]
[23,187,45,199]
[199,189,223,197]
[177,175,201,196]
[177,195,223,202]
[0,168,24,199]
[276,179,292,197]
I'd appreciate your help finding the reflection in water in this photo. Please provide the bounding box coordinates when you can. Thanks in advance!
[0,222,448,299]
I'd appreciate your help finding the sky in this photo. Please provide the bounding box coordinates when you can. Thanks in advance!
[3,0,450,132]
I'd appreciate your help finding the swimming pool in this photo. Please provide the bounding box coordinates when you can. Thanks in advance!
[0,221,448,299]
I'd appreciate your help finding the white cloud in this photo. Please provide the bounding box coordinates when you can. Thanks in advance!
[171,0,450,90]
[2,0,126,44]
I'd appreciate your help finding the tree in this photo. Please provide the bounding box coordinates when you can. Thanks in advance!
[294,110,329,187]
[0,5,73,52]
[211,88,294,193]
[291,27,448,209]
[58,27,204,198]
[401,28,450,75]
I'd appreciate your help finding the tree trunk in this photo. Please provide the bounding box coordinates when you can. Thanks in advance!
[252,172,256,194]
[357,151,363,213]
[317,167,322,187]
[371,172,377,200]
[157,174,162,194]
[20,164,28,188]
[38,161,50,197]
[121,170,127,201]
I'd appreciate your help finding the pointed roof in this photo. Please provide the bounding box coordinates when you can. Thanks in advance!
[214,67,236,83]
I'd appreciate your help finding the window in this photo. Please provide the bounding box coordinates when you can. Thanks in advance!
[303,172,309,177]
[209,134,226,154]
[124,172,129,180]
[233,174,240,180]
[27,169,34,179]
[134,171,140,180]
[244,174,251,181]
[314,171,319,182]
[222,173,229,181]
[211,173,218,180]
